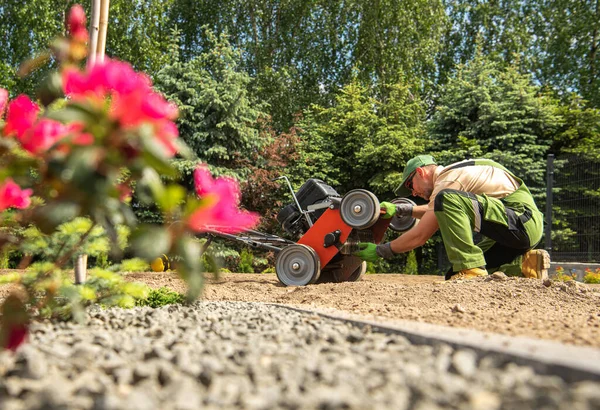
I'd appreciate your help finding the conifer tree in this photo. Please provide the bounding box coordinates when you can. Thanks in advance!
[429,56,560,199]
[154,29,266,182]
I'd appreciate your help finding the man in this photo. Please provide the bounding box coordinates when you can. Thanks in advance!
[354,154,550,280]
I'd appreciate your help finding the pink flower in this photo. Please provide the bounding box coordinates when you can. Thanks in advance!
[64,122,94,146]
[116,183,132,202]
[67,4,88,42]
[0,88,8,118]
[62,59,180,158]
[4,324,28,352]
[19,119,71,154]
[140,92,179,121]
[3,95,40,139]
[0,178,32,211]
[63,60,151,101]
[154,120,179,157]
[188,166,259,233]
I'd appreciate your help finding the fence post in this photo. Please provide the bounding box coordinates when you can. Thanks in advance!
[545,154,554,255]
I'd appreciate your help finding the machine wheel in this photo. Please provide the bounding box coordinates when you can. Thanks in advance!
[388,198,419,232]
[340,189,380,229]
[347,261,367,282]
[319,256,367,283]
[276,244,321,286]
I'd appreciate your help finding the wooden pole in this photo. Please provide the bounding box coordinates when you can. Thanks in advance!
[88,0,101,68]
[96,0,110,62]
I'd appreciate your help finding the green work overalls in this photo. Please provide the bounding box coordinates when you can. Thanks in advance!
[433,159,544,275]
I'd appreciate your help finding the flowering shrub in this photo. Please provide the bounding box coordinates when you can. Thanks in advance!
[583,268,600,284]
[0,4,258,351]
[554,266,576,282]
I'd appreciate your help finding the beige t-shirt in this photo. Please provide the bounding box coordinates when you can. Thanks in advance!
[427,161,520,209]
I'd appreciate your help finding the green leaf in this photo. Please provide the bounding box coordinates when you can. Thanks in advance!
[46,103,100,125]
[129,224,172,260]
[175,235,203,302]
[31,202,81,234]
[156,184,186,213]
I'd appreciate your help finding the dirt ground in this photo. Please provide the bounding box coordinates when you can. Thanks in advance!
[2,270,600,348]
[126,271,600,348]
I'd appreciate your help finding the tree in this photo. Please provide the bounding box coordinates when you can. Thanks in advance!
[436,0,537,86]
[297,77,429,197]
[168,0,447,129]
[0,0,73,96]
[153,29,266,182]
[533,0,600,107]
[552,94,600,157]
[429,56,560,199]
[240,121,302,233]
[103,0,176,77]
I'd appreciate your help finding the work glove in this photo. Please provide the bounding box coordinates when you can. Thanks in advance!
[353,242,397,262]
[380,201,413,219]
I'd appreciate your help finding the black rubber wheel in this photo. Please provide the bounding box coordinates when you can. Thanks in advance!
[275,244,321,286]
[319,256,366,283]
[388,198,419,232]
[340,189,380,229]
[347,261,367,281]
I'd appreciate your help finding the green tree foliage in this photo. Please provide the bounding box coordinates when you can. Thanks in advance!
[20,217,130,267]
[0,0,73,95]
[548,97,600,261]
[0,0,175,95]
[405,250,418,275]
[154,29,266,182]
[168,0,446,129]
[429,56,560,198]
[437,0,537,85]
[438,0,600,108]
[552,94,600,158]
[240,122,301,233]
[103,0,176,77]
[297,78,428,197]
[533,0,600,107]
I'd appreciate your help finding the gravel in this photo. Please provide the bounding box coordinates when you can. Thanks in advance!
[1,301,599,410]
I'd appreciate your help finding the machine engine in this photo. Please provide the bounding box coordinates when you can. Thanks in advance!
[276,178,341,238]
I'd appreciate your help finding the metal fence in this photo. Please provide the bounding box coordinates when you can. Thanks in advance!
[546,154,600,262]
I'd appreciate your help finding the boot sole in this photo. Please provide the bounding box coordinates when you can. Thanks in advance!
[537,249,551,281]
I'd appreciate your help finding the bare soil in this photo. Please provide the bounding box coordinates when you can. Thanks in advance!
[127,271,600,348]
[2,270,600,348]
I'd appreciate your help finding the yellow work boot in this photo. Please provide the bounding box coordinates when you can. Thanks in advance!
[151,254,170,272]
[450,267,488,280]
[521,249,550,280]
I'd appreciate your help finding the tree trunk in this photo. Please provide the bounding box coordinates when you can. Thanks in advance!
[88,0,101,68]
[97,0,111,62]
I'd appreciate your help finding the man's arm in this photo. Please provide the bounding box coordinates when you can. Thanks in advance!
[411,204,430,219]
[389,210,439,254]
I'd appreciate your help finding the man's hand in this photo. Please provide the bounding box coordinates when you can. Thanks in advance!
[353,243,379,262]
[380,202,397,219]
[380,201,413,219]
[353,242,397,262]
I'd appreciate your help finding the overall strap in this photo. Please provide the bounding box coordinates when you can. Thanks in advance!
[443,159,537,218]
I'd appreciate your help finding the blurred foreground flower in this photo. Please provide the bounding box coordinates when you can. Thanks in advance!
[62,59,179,157]
[1,3,262,350]
[66,4,88,42]
[0,295,29,351]
[0,88,8,116]
[0,178,33,211]
[189,165,260,233]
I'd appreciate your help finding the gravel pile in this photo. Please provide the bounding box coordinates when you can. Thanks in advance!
[1,301,599,410]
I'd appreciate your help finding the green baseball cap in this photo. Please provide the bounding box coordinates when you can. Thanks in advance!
[394,154,437,197]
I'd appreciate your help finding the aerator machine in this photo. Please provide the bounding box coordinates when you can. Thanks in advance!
[204,177,417,286]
